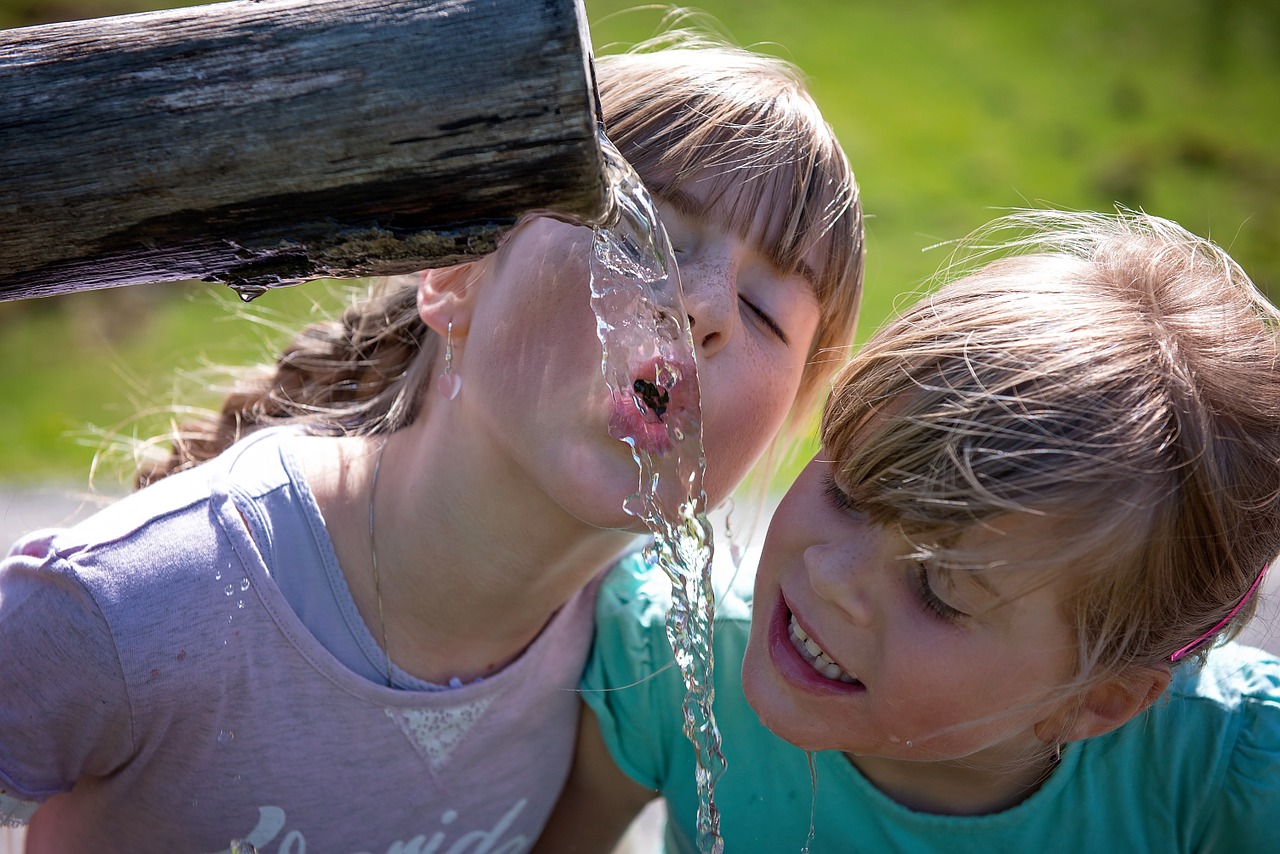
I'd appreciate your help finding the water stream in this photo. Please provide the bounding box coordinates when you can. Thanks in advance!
[588,130,726,854]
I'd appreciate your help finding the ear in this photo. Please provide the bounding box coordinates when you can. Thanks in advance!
[416,262,482,336]
[1037,665,1172,745]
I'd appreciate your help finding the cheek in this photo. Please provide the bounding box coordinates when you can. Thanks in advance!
[702,354,802,452]
[872,632,1053,743]
[698,390,790,504]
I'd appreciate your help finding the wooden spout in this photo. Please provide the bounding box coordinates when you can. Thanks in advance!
[0,0,608,301]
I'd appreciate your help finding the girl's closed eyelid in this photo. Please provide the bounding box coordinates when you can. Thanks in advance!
[913,563,968,623]
[740,294,789,344]
[822,472,858,513]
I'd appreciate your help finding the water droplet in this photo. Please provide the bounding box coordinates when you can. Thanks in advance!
[239,577,250,591]
[230,283,269,302]
[215,570,222,581]
[217,729,234,743]
[224,584,234,596]
[906,740,914,748]
[228,614,234,622]
[237,600,245,609]
[889,735,901,744]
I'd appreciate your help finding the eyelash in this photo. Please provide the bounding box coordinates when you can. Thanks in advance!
[913,563,966,623]
[740,295,788,344]
[823,473,857,512]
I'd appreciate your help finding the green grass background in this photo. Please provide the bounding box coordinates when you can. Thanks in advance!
[2,0,1278,489]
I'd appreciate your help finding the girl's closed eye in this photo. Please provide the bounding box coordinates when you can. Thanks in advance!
[913,562,968,623]
[740,294,789,344]
[822,471,859,513]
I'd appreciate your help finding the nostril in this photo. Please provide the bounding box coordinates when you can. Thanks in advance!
[687,314,696,330]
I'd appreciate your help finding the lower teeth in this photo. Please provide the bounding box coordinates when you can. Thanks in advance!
[789,616,855,683]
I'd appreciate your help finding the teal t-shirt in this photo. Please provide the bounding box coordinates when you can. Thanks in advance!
[583,554,1280,853]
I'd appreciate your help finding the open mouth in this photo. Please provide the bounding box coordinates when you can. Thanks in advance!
[632,377,671,419]
[608,358,696,455]
[788,614,858,684]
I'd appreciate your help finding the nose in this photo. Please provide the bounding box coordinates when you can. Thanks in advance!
[679,242,739,358]
[805,542,877,627]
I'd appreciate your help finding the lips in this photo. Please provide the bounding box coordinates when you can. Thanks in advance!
[608,357,699,456]
[769,594,865,694]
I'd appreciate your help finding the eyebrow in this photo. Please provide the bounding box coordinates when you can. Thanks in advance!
[662,188,713,222]
[660,189,819,285]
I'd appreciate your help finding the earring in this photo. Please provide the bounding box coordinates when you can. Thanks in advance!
[437,320,461,400]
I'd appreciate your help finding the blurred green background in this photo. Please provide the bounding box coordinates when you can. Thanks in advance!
[1,0,1278,488]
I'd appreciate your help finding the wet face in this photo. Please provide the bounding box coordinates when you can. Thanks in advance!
[448,179,820,531]
[742,454,1080,771]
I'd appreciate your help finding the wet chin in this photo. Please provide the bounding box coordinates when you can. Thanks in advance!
[741,639,830,751]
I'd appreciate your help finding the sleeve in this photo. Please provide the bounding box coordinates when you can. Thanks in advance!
[579,553,684,792]
[1196,651,1280,852]
[0,534,136,804]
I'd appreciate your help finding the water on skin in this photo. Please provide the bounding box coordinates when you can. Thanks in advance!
[589,129,726,854]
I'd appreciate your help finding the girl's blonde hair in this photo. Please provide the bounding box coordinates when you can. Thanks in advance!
[137,36,863,486]
[822,209,1280,680]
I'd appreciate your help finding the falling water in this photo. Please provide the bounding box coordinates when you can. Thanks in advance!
[803,750,819,854]
[588,129,726,854]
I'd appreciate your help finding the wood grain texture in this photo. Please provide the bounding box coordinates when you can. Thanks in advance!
[0,0,607,300]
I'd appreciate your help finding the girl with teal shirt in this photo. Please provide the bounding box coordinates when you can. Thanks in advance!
[540,209,1280,853]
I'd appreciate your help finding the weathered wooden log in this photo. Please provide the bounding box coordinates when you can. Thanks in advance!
[0,0,608,301]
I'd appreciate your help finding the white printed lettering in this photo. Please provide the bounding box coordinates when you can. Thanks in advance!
[217,800,531,854]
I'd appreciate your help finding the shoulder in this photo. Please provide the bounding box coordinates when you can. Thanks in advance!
[596,550,673,621]
[591,549,753,682]
[596,548,754,627]
[1084,643,1280,849]
[1159,642,1280,754]
[1171,641,1280,706]
[1180,644,1280,849]
[15,427,300,579]
[0,429,304,666]
[1115,642,1280,762]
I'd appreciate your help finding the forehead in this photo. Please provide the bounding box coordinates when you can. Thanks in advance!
[657,174,820,285]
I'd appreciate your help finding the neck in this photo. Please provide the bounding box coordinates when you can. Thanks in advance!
[307,428,637,685]
[846,744,1060,817]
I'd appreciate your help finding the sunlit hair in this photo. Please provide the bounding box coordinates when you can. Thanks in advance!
[597,33,864,419]
[822,209,1280,683]
[133,31,863,487]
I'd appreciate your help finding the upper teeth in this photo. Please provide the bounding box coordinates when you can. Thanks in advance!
[789,615,857,683]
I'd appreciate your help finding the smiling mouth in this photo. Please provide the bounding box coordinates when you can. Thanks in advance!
[788,614,858,684]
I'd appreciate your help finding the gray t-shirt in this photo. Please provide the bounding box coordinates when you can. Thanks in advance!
[0,428,601,853]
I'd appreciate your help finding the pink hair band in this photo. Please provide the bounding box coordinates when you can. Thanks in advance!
[1169,563,1270,662]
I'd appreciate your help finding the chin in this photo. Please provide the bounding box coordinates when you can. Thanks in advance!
[741,627,860,754]
[742,676,838,752]
[741,642,808,746]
